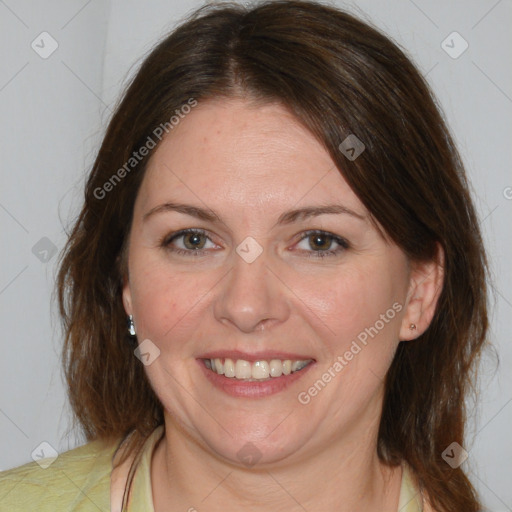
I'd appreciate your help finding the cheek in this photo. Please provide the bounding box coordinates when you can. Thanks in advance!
[128,256,213,344]
[298,264,401,350]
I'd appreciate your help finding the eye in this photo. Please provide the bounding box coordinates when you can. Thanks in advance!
[293,230,349,258]
[161,229,219,256]
[160,228,348,259]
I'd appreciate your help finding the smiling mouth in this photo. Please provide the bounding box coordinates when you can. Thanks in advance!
[202,357,314,381]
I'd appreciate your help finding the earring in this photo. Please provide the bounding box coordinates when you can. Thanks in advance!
[409,323,417,331]
[127,315,136,336]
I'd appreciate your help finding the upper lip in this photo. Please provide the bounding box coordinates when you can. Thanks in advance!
[198,350,315,362]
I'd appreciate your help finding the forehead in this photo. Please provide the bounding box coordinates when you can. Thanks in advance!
[137,98,365,216]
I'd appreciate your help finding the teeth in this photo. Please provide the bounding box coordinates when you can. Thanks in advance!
[224,358,235,378]
[235,359,252,379]
[292,360,309,372]
[269,359,282,377]
[214,358,224,375]
[252,360,270,379]
[204,358,313,380]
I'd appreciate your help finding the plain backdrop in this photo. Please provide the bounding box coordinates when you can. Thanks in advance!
[0,0,511,510]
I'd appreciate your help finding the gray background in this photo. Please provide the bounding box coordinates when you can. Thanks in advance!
[1,0,511,510]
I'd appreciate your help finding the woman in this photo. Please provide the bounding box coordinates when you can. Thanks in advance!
[0,1,489,511]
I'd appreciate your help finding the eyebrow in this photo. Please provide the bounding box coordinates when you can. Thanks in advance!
[143,201,366,225]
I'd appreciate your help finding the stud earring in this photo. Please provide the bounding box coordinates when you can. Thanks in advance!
[127,315,136,336]
[409,323,417,331]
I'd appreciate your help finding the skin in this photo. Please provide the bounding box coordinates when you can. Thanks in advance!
[121,97,443,512]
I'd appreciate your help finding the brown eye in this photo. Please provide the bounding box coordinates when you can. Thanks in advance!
[308,233,332,251]
[183,232,207,250]
[162,229,218,256]
[294,230,349,258]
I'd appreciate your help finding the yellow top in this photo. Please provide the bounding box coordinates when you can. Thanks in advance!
[0,425,423,511]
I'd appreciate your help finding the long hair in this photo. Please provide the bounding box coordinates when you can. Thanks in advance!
[57,2,489,510]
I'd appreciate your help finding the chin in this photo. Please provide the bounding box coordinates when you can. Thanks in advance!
[196,417,309,468]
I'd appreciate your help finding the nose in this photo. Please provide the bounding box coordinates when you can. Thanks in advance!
[213,245,290,333]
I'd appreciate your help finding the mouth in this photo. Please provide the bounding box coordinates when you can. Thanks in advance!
[197,352,316,398]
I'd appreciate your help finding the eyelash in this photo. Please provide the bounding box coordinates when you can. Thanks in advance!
[160,228,349,258]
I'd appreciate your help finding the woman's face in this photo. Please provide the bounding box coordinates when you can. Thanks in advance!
[123,97,419,466]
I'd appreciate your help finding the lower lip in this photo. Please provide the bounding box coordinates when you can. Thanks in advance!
[197,359,316,398]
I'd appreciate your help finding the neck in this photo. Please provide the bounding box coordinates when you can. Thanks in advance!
[151,411,402,512]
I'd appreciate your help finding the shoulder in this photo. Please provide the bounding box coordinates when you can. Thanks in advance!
[0,436,119,512]
[400,463,438,512]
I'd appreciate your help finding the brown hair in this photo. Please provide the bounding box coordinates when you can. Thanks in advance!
[57,1,489,510]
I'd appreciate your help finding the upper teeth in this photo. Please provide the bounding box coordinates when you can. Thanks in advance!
[204,358,312,380]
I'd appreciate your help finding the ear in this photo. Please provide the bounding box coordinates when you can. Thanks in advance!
[117,242,133,316]
[399,243,444,341]
[122,274,133,316]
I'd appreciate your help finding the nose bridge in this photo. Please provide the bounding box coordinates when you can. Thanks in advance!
[213,240,289,332]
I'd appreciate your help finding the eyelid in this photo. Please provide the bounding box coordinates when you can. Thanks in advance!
[163,228,214,246]
[295,229,349,247]
[292,229,349,257]
[158,228,219,255]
